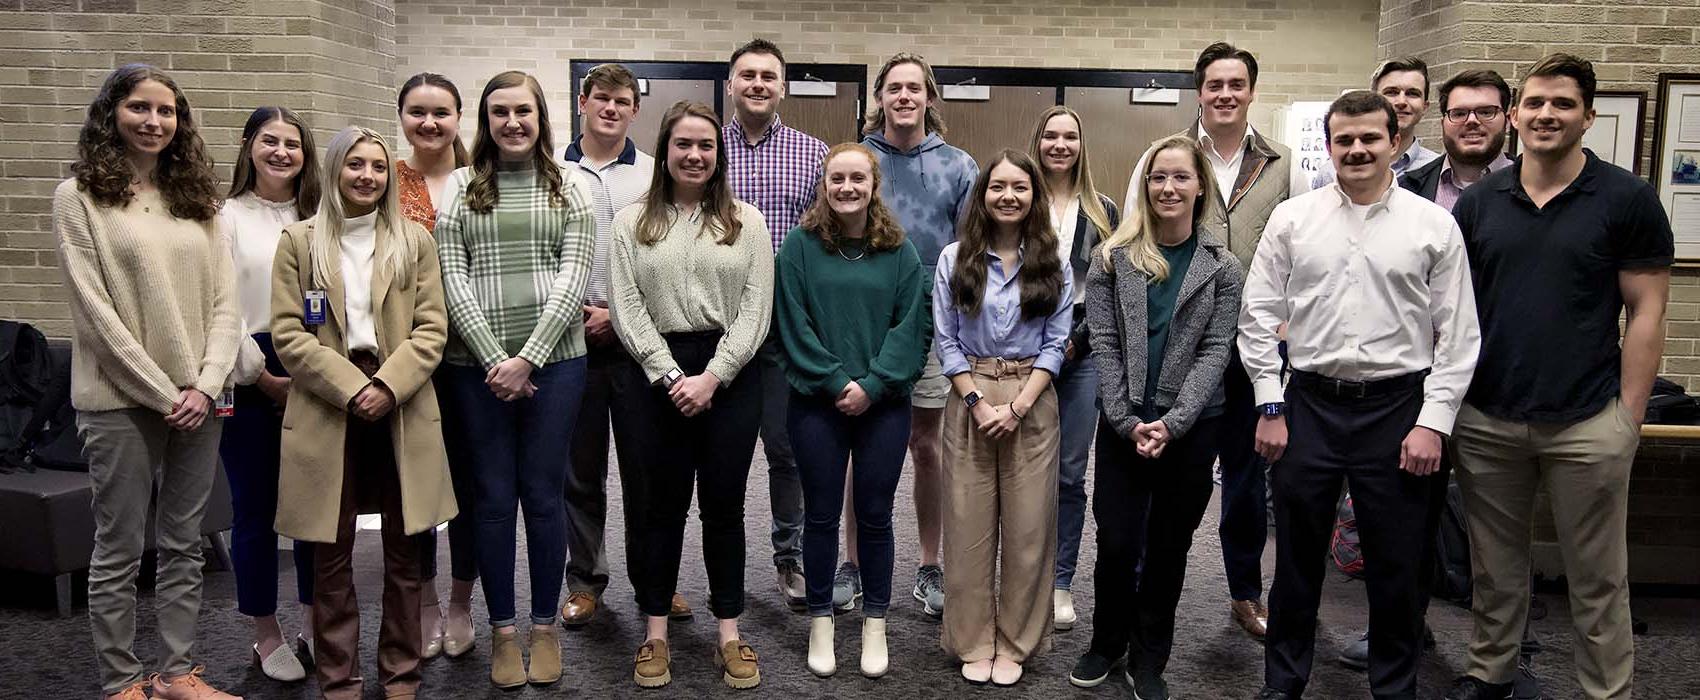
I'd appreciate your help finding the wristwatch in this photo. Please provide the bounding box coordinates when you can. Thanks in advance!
[662,367,684,388]
[963,391,983,409]
[1260,402,1286,417]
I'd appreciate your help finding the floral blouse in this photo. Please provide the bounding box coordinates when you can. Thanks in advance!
[396,159,437,232]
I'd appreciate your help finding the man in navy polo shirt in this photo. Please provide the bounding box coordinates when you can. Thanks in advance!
[1444,54,1672,700]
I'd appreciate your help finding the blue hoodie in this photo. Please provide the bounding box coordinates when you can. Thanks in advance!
[862,131,979,278]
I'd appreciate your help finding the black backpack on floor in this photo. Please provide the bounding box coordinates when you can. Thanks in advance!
[0,321,82,473]
[1430,479,1473,607]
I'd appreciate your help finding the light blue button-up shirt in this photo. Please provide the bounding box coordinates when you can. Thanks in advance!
[933,242,1074,378]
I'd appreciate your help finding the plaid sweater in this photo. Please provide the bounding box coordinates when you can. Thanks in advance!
[436,166,595,369]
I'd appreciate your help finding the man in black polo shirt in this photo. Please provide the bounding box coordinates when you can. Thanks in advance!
[1444,54,1672,700]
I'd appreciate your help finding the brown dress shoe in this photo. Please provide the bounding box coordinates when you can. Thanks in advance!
[107,681,149,700]
[634,639,672,688]
[561,591,598,628]
[150,666,242,699]
[669,592,693,620]
[714,639,762,689]
[1231,599,1269,640]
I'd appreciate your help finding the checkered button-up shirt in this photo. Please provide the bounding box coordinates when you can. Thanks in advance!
[724,115,827,253]
[436,166,596,369]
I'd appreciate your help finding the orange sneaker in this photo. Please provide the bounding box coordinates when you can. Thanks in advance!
[150,666,242,700]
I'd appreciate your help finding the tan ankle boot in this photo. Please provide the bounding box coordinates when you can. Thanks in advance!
[527,626,561,685]
[489,628,526,689]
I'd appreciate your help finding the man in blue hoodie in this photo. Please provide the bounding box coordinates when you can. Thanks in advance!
[828,52,976,620]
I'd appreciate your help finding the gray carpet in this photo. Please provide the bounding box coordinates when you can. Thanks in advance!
[5,440,1699,699]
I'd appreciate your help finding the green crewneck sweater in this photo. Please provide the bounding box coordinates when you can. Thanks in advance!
[775,226,931,402]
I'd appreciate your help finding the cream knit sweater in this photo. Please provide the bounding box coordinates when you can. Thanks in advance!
[53,178,241,414]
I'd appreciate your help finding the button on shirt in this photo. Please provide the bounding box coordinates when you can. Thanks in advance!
[932,242,1074,378]
[1238,182,1481,434]
[1434,154,1512,212]
[560,138,655,307]
[724,116,827,254]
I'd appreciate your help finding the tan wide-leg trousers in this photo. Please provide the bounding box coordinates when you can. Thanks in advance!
[940,356,1060,664]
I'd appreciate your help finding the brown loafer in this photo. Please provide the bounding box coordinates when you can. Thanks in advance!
[634,638,672,688]
[714,639,762,689]
[669,592,693,620]
[562,591,598,628]
[1231,599,1268,640]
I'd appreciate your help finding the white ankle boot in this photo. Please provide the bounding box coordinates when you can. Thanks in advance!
[807,616,835,677]
[860,617,888,678]
[1053,589,1077,630]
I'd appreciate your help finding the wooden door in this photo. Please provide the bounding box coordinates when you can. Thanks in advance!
[938,86,1058,171]
[1064,87,1200,211]
[623,79,716,155]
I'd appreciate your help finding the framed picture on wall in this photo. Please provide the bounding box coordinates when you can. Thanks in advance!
[1584,90,1646,175]
[1652,73,1700,260]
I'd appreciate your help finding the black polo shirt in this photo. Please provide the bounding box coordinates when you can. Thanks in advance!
[1454,150,1674,423]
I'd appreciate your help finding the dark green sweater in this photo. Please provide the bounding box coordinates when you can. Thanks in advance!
[775,226,931,402]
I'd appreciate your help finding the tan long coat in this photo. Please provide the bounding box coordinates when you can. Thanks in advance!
[270,218,457,543]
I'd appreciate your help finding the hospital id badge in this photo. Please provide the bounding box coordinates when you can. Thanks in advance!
[215,389,235,418]
[304,290,327,326]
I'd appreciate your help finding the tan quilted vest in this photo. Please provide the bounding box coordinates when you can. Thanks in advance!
[1159,126,1295,271]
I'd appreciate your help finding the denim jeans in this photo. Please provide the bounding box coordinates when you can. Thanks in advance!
[438,358,586,627]
[220,333,314,616]
[790,392,912,617]
[1053,352,1098,590]
[416,366,482,585]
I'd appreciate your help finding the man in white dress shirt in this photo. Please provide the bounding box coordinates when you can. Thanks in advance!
[1239,90,1481,700]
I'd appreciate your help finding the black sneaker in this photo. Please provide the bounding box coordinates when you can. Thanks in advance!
[1445,675,1514,700]
[1067,652,1113,688]
[1127,668,1170,700]
[1338,630,1369,670]
[1253,687,1293,700]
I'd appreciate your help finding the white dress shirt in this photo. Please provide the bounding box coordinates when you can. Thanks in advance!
[1049,195,1086,304]
[339,212,379,353]
[1237,181,1480,434]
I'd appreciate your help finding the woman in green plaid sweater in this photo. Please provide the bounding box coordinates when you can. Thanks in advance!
[433,70,595,690]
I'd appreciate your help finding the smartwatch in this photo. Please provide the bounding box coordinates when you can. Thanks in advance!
[1260,402,1285,417]
[962,391,983,409]
[662,367,684,388]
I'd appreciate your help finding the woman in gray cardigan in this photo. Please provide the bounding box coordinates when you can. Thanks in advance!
[1069,135,1243,698]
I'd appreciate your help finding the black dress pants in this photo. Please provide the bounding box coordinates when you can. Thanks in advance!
[1264,373,1448,700]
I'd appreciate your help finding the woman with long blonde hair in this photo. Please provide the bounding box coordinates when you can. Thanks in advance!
[1070,136,1241,698]
[1026,105,1120,631]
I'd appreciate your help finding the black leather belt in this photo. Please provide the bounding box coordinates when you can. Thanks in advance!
[1290,369,1427,399]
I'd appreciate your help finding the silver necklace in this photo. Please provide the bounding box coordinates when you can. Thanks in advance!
[837,241,867,261]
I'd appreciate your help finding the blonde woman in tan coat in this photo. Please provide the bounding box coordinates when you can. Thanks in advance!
[271,125,458,700]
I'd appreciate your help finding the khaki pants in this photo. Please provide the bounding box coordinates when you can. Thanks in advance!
[940,356,1059,663]
[77,408,223,695]
[1450,398,1639,700]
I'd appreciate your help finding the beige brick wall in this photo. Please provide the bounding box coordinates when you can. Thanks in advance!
[1377,0,1700,389]
[0,0,397,338]
[394,0,1383,156]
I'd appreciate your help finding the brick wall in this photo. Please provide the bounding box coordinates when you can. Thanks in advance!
[0,0,397,337]
[394,0,1383,160]
[1378,0,1700,389]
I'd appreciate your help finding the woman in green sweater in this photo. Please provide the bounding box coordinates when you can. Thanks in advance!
[776,143,930,680]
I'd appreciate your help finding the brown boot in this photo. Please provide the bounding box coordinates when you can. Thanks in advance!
[1231,599,1268,640]
[489,628,527,689]
[527,626,561,685]
[634,639,672,688]
[714,639,762,689]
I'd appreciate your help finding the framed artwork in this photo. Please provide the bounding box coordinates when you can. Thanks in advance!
[1652,73,1700,260]
[1585,90,1647,174]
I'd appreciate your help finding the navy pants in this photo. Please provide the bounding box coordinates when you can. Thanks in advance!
[438,358,586,628]
[790,392,911,617]
[218,333,312,617]
[416,366,480,585]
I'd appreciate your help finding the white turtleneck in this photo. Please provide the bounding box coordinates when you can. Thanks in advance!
[339,211,379,352]
[218,192,300,384]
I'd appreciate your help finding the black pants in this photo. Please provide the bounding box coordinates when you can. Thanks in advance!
[1264,374,1448,700]
[1087,415,1221,676]
[563,340,643,596]
[1218,349,1269,602]
[610,330,760,620]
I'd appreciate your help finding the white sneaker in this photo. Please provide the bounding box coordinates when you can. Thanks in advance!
[807,616,835,677]
[1054,589,1077,631]
[860,617,888,678]
[254,642,306,682]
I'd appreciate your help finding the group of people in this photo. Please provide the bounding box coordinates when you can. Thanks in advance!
[54,33,1665,700]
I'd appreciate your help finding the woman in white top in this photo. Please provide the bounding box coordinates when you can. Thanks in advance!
[216,106,321,683]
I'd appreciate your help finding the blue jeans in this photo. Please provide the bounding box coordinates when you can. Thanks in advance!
[1053,352,1098,590]
[790,392,911,617]
[218,333,313,617]
[416,366,481,584]
[439,358,586,627]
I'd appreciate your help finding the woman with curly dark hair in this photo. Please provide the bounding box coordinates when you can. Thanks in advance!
[54,64,242,700]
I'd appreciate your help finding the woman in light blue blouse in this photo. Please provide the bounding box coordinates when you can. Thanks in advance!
[933,149,1072,688]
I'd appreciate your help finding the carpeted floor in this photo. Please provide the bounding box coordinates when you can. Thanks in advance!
[5,441,1699,699]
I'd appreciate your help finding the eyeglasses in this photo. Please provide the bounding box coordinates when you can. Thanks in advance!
[1443,106,1504,124]
[1145,173,1196,186]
